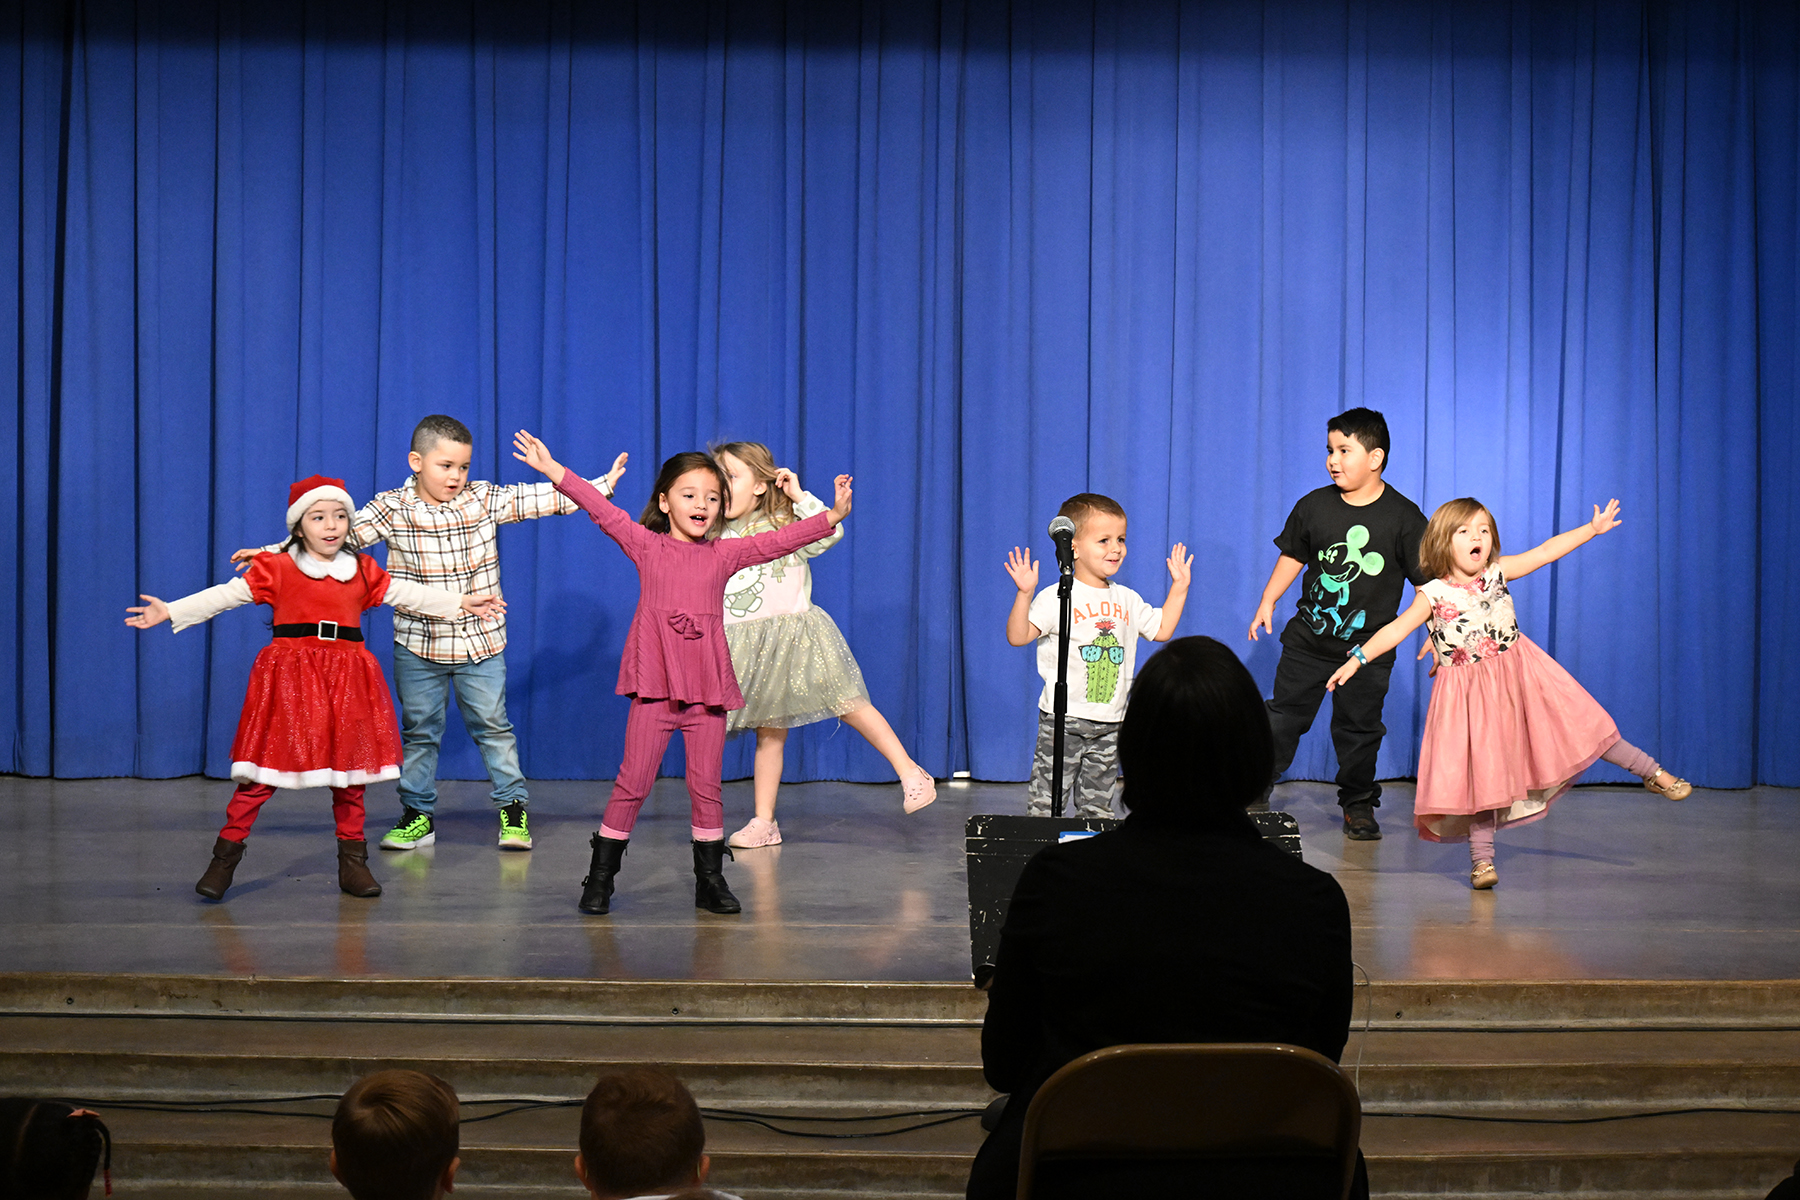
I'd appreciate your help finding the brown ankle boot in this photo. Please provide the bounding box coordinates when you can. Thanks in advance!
[195,837,247,900]
[336,839,382,898]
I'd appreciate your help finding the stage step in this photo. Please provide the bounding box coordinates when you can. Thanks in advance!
[3,974,1799,1199]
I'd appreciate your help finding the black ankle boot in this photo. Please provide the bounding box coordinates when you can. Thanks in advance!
[580,835,627,914]
[692,839,741,914]
[195,836,246,900]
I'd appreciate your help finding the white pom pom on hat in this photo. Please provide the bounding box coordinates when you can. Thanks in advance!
[286,475,356,529]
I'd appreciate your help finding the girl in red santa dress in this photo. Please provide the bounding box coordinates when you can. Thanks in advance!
[126,475,502,900]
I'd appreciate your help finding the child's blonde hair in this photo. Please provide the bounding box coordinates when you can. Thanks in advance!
[1419,497,1501,580]
[713,441,796,527]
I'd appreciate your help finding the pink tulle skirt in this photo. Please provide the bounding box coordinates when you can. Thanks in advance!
[1414,635,1618,843]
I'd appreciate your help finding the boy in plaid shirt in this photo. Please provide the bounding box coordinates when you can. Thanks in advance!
[237,415,624,851]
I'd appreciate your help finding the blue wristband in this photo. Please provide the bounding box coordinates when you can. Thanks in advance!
[1350,644,1368,666]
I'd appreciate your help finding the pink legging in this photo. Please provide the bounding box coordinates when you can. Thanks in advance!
[1468,738,1660,862]
[221,782,365,843]
[599,698,728,842]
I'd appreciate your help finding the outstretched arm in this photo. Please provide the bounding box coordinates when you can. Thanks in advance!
[1004,548,1041,646]
[1500,499,1621,582]
[1248,555,1304,641]
[1326,592,1433,691]
[130,577,257,632]
[1154,543,1192,641]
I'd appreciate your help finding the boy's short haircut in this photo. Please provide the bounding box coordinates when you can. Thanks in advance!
[579,1066,705,1197]
[1057,493,1127,533]
[411,414,474,456]
[1327,407,1391,467]
[332,1070,459,1200]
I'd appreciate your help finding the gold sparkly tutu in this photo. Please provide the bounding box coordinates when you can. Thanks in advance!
[724,607,870,733]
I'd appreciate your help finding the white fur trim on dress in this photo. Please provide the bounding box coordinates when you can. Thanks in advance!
[231,762,400,789]
[288,545,358,582]
[286,484,357,530]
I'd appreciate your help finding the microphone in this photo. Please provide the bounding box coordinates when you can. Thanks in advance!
[1048,515,1076,575]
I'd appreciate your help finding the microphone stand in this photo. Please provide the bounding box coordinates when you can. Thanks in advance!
[1050,550,1074,817]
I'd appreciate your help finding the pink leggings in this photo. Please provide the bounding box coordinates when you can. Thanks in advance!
[600,698,728,842]
[1468,738,1659,862]
[221,782,365,842]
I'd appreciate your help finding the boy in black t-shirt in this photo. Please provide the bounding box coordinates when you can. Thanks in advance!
[1248,408,1428,840]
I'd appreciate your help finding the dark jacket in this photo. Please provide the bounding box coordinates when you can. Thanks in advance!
[967,811,1355,1200]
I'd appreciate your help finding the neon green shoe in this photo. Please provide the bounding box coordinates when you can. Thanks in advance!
[380,808,435,850]
[498,802,533,851]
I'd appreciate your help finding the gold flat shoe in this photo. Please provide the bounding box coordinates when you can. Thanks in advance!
[1470,860,1498,890]
[1644,771,1691,801]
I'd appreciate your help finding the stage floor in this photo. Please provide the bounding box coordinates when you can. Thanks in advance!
[2,774,1796,982]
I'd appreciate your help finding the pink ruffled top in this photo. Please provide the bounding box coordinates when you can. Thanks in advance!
[557,473,837,708]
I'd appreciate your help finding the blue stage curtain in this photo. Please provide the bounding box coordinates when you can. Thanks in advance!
[2,0,1795,788]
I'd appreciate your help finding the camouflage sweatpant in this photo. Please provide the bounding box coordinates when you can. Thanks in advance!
[1026,712,1121,818]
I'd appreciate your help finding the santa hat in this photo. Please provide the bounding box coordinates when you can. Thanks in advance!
[286,475,357,529]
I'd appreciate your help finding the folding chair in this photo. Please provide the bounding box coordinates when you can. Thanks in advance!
[1015,1043,1362,1199]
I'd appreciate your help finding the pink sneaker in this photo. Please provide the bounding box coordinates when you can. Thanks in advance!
[728,818,782,849]
[902,770,937,814]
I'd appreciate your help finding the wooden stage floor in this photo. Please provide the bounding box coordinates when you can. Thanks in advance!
[3,773,1796,983]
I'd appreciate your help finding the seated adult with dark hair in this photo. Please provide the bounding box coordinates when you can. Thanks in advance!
[966,636,1364,1200]
[331,1070,460,1200]
[575,1066,741,1200]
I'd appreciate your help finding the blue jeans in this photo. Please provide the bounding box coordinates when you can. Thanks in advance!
[393,645,528,814]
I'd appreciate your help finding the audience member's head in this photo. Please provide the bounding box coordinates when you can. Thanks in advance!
[0,1098,110,1200]
[1118,636,1275,822]
[330,1070,460,1200]
[575,1066,709,1200]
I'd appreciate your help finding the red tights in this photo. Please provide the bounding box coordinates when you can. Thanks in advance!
[221,782,366,843]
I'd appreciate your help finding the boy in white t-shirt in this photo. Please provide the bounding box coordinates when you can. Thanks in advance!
[1004,493,1191,817]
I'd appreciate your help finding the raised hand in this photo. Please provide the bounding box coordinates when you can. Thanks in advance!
[602,452,629,492]
[511,429,565,484]
[1005,547,1040,593]
[774,468,805,503]
[1167,543,1192,589]
[828,475,854,522]
[461,593,507,619]
[229,547,258,573]
[1589,498,1622,536]
[125,595,170,629]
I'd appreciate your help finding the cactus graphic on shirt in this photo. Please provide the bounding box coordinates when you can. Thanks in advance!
[1079,620,1127,705]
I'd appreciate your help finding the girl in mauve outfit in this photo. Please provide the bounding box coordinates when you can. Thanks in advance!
[510,430,853,916]
[1327,496,1690,891]
[125,475,501,901]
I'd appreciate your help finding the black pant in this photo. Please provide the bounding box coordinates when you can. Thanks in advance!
[1267,642,1394,810]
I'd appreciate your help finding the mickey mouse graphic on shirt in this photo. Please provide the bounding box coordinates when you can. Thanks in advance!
[1298,525,1386,640]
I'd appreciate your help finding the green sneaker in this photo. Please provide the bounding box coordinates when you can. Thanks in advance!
[380,808,435,850]
[498,802,533,851]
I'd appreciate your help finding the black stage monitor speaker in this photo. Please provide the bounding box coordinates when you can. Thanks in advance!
[965,811,1304,987]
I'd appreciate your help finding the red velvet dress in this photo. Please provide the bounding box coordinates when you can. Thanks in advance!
[229,552,404,788]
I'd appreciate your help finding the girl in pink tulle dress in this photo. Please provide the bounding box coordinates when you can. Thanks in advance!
[1326,497,1690,889]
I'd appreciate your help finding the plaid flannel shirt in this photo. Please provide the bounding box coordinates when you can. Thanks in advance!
[268,474,607,664]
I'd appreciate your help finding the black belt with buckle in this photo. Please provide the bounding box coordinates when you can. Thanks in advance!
[273,622,363,642]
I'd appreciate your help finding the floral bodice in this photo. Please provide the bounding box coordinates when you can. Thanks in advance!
[1421,565,1520,667]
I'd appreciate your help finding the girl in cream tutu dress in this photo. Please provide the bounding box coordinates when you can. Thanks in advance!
[1326,497,1689,889]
